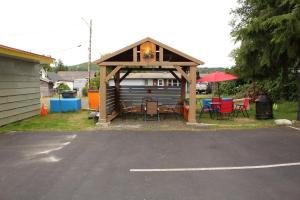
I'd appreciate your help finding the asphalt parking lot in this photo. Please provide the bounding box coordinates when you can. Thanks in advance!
[1,127,300,200]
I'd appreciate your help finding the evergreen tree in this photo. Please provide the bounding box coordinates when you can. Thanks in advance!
[231,0,300,100]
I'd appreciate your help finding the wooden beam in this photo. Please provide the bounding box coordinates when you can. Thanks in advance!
[159,46,163,62]
[105,66,122,81]
[133,47,137,62]
[175,66,191,82]
[107,111,120,122]
[121,68,176,72]
[188,66,197,123]
[99,61,197,66]
[169,69,181,82]
[99,66,107,123]
[120,69,132,82]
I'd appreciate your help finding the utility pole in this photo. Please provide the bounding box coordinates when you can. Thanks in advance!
[82,18,92,89]
[88,19,92,89]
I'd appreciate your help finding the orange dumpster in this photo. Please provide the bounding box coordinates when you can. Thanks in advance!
[88,90,100,110]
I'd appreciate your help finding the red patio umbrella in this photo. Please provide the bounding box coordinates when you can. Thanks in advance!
[197,71,239,98]
[197,71,238,83]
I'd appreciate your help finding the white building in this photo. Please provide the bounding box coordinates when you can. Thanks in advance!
[57,71,96,96]
[40,70,96,97]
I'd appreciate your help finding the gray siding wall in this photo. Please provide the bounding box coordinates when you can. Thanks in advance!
[40,81,53,97]
[0,56,40,126]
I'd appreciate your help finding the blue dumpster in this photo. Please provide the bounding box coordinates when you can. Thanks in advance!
[50,98,81,112]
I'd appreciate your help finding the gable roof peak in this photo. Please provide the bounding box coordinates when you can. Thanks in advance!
[93,37,204,65]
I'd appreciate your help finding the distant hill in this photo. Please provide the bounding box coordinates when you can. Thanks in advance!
[67,64,226,74]
[67,62,99,71]
[198,67,226,74]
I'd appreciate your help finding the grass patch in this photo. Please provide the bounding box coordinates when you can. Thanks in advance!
[272,101,297,120]
[0,101,297,133]
[0,111,95,133]
[197,101,297,129]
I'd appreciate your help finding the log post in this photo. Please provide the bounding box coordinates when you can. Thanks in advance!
[133,47,137,62]
[99,65,107,124]
[159,46,163,63]
[188,66,197,124]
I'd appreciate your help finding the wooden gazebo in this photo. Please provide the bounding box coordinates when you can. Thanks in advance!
[94,37,204,125]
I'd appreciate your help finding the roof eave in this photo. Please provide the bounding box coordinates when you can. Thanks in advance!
[0,45,54,64]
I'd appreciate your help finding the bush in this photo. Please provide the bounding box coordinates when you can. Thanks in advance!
[57,83,70,93]
[217,69,297,102]
[89,75,100,90]
[82,86,88,97]
[218,81,239,96]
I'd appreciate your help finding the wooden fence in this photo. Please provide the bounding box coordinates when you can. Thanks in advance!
[106,86,115,114]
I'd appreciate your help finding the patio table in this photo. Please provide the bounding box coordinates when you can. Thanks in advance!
[209,102,222,110]
[209,102,222,105]
[222,98,233,101]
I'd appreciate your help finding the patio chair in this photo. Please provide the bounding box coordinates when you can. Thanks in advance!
[120,101,138,120]
[144,100,160,121]
[210,97,222,118]
[217,99,233,119]
[161,101,181,119]
[234,98,249,117]
[141,96,153,114]
[199,99,212,118]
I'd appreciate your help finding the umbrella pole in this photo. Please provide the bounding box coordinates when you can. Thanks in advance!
[218,82,220,99]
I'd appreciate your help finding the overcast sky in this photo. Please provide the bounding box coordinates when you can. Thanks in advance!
[1,0,239,68]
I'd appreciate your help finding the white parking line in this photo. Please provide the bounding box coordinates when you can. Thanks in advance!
[37,146,64,155]
[130,162,300,172]
[66,134,77,140]
[62,142,71,146]
[289,126,300,131]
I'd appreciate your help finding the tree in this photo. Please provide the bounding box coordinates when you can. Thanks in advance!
[231,0,300,100]
[54,59,68,72]
[41,64,53,72]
